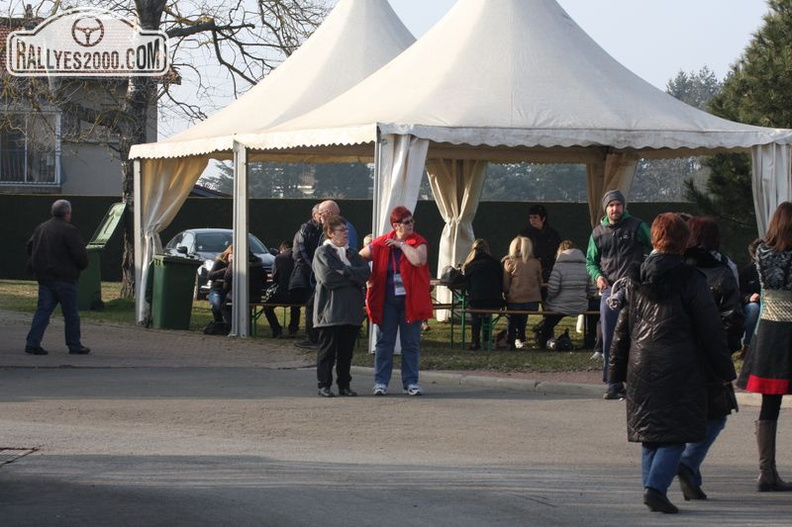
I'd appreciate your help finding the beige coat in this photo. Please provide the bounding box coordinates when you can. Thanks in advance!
[502,256,542,304]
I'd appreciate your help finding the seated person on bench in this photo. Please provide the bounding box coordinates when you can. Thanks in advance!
[462,238,504,351]
[534,240,597,349]
[221,250,266,329]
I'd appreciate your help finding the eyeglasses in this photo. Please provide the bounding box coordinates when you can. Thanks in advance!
[400,218,415,225]
[333,227,348,233]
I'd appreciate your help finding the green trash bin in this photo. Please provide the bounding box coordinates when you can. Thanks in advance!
[77,202,126,311]
[77,247,103,311]
[150,254,204,330]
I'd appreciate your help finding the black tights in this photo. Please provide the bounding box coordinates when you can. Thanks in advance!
[760,394,784,421]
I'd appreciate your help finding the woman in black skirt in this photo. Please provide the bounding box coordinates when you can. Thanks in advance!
[739,201,792,491]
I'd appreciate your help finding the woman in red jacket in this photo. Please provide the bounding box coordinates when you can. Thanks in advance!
[360,206,434,396]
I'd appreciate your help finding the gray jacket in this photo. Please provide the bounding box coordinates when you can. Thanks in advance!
[311,242,370,328]
[545,248,597,315]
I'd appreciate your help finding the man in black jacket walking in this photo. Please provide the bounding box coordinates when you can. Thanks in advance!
[25,199,91,355]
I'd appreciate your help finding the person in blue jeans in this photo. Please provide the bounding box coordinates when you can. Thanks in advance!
[25,199,91,355]
[360,206,434,396]
[740,238,762,349]
[677,217,743,500]
[586,190,651,399]
[609,213,735,514]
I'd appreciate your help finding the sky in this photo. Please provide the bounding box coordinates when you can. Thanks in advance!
[388,0,768,90]
[162,0,770,138]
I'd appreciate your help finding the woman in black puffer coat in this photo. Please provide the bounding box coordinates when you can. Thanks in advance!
[609,213,736,514]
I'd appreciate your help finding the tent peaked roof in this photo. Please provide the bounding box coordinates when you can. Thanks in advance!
[243,0,792,152]
[130,0,415,160]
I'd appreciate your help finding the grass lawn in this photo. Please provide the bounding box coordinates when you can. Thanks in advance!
[0,279,654,374]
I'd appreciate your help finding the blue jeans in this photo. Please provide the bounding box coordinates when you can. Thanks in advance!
[26,279,82,349]
[600,288,622,389]
[642,443,685,493]
[743,302,760,347]
[374,295,422,388]
[679,417,727,486]
[208,289,227,322]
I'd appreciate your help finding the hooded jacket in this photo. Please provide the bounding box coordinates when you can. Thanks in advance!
[684,247,744,353]
[545,248,597,315]
[609,253,736,444]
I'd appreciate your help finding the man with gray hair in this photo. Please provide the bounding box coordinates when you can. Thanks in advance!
[25,199,91,355]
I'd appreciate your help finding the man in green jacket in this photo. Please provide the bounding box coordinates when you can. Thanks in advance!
[586,190,651,399]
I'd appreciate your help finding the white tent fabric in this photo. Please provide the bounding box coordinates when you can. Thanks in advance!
[132,0,792,334]
[129,0,415,324]
[426,159,488,321]
[237,0,792,292]
[239,0,792,152]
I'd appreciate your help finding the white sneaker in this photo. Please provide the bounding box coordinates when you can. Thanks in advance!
[373,383,388,396]
[404,383,423,396]
[590,351,604,361]
[514,339,524,349]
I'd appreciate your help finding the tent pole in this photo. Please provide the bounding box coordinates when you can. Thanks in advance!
[232,141,251,337]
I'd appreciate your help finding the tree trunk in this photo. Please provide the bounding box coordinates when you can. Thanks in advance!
[119,0,167,298]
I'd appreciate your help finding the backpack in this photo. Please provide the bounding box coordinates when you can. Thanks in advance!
[547,329,573,351]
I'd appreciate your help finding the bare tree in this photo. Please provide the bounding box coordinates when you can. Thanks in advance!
[2,0,327,295]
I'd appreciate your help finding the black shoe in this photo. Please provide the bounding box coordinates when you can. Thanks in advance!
[643,487,678,513]
[68,346,91,355]
[468,342,481,351]
[271,327,283,339]
[24,345,48,355]
[318,387,335,398]
[338,387,358,397]
[295,340,318,349]
[603,388,626,400]
[677,464,707,500]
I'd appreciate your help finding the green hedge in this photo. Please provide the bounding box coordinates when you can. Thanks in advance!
[1,195,721,282]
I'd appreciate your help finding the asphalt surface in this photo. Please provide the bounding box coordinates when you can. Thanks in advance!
[2,308,792,526]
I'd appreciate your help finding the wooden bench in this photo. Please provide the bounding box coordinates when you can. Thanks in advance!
[460,307,601,351]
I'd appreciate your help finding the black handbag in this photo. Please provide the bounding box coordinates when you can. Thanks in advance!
[261,283,279,303]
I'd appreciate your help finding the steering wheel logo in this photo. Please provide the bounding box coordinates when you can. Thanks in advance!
[71,16,104,47]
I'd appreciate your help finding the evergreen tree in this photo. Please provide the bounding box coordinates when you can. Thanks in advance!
[686,0,792,232]
[632,67,721,202]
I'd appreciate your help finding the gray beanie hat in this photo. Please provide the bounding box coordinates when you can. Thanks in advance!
[601,189,626,211]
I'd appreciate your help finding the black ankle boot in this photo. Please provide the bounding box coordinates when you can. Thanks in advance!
[643,487,678,513]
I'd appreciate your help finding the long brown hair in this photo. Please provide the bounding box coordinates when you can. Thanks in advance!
[765,202,792,252]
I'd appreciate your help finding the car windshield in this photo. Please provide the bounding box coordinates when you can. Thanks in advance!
[194,232,267,254]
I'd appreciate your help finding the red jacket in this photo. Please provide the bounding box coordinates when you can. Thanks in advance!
[366,231,433,325]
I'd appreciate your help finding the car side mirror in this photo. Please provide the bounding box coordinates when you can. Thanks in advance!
[176,245,188,255]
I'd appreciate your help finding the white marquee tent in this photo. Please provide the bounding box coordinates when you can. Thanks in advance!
[129,0,415,327]
[131,0,792,333]
[233,0,792,319]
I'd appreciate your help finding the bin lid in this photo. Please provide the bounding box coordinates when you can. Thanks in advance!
[152,254,204,266]
[88,202,126,247]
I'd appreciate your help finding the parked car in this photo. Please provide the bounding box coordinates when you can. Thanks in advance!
[163,228,276,299]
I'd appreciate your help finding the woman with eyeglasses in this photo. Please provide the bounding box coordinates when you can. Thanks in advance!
[360,206,434,396]
[312,215,370,397]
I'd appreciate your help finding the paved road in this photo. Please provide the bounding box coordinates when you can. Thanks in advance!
[1,310,791,526]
